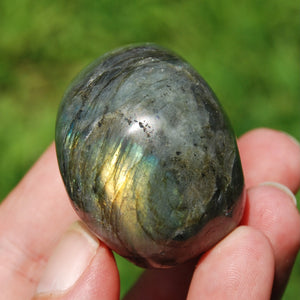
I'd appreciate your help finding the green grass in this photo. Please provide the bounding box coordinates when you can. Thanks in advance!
[0,0,299,298]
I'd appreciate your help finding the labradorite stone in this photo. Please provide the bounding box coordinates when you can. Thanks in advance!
[55,44,245,268]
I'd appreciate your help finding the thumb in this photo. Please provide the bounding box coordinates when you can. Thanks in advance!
[33,221,119,300]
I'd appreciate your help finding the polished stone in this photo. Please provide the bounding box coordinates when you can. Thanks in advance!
[55,44,245,268]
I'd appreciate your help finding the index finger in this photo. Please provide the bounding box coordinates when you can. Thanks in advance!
[125,128,300,299]
[238,128,300,193]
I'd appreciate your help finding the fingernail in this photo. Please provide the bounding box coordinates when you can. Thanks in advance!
[260,181,297,206]
[281,131,300,148]
[35,221,99,296]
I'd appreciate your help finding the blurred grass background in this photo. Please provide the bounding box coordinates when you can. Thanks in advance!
[0,0,299,298]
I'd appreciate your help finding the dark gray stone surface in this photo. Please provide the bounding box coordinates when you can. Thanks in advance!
[56,44,245,268]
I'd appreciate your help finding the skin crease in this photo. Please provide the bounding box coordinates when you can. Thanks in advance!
[0,128,299,300]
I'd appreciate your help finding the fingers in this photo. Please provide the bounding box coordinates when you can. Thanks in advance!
[241,183,300,299]
[124,260,195,300]
[0,144,78,299]
[187,183,300,300]
[187,226,275,300]
[187,182,300,299]
[238,128,300,298]
[0,144,119,299]
[33,222,119,300]
[1,128,299,299]
[126,128,300,299]
[238,128,300,193]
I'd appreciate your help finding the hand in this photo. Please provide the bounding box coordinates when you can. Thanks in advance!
[0,128,299,300]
